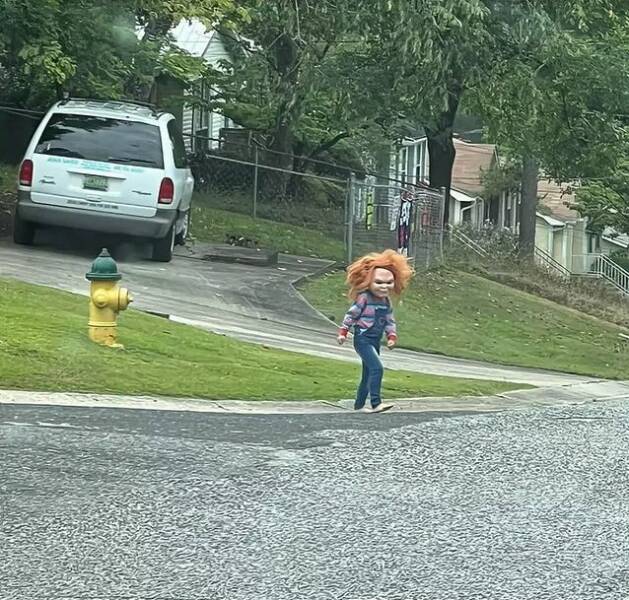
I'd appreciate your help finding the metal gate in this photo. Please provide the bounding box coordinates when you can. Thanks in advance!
[346,176,445,268]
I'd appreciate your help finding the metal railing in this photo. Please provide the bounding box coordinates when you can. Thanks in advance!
[534,246,572,279]
[573,253,629,295]
[448,225,488,258]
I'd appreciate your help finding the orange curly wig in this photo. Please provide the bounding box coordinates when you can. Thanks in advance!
[345,249,414,300]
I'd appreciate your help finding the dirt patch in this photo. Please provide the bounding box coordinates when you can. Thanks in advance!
[0,192,16,238]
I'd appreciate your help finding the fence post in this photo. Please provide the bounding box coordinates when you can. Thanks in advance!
[346,172,356,265]
[252,146,259,219]
[439,186,447,262]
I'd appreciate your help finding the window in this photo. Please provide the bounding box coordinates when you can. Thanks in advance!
[167,120,187,168]
[406,145,415,182]
[35,113,164,169]
[416,142,425,182]
[400,148,407,180]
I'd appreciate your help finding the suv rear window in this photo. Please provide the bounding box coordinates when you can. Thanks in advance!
[34,113,164,169]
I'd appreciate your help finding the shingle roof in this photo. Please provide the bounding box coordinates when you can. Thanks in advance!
[451,140,497,196]
[537,179,578,221]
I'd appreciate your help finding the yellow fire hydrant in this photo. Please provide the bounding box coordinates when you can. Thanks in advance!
[86,248,132,348]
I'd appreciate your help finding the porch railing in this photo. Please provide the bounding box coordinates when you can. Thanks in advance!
[572,253,629,295]
[534,247,572,279]
[448,225,488,258]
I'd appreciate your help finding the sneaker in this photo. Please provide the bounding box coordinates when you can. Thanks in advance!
[372,403,394,413]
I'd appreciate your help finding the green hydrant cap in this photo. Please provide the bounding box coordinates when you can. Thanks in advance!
[86,248,122,281]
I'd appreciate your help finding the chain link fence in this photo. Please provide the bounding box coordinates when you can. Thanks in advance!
[187,134,445,267]
[348,177,445,267]
[188,140,349,260]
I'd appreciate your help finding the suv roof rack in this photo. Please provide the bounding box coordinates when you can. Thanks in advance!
[58,96,158,115]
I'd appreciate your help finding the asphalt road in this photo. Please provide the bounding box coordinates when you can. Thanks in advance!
[2,401,629,600]
[0,237,591,386]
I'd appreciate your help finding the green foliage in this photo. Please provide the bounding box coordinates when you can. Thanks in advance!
[209,0,380,163]
[0,0,243,107]
[571,163,629,234]
[472,1,629,180]
[481,161,521,198]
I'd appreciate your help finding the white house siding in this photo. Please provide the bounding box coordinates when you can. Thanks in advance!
[182,104,194,152]
[173,23,238,152]
[395,138,429,185]
[202,34,234,143]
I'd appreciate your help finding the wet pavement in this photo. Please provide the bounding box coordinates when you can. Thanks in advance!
[2,401,629,600]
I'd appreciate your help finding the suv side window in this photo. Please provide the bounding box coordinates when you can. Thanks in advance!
[167,120,187,169]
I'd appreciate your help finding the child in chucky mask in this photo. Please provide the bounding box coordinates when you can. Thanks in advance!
[337,249,414,413]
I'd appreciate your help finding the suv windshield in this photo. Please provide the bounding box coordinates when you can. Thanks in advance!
[35,113,164,169]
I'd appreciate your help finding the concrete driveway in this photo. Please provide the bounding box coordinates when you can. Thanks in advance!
[0,236,593,387]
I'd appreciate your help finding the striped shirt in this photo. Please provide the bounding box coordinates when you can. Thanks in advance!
[339,292,397,340]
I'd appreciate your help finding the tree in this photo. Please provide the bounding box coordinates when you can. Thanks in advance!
[570,164,629,236]
[210,0,383,171]
[354,0,629,241]
[473,1,629,255]
[0,0,243,108]
[355,0,490,218]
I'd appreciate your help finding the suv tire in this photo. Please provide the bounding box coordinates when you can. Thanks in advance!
[13,211,36,245]
[174,210,190,246]
[152,225,175,262]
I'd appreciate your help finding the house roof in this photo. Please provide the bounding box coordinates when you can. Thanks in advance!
[451,139,497,196]
[170,19,215,58]
[537,213,567,227]
[450,188,478,203]
[602,228,629,248]
[537,179,578,221]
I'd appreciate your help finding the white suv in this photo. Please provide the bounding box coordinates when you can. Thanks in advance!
[14,98,194,262]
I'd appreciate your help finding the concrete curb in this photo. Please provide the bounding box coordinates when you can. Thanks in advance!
[288,260,342,327]
[1,381,627,415]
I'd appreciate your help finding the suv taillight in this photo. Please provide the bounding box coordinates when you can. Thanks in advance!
[158,178,174,204]
[19,160,33,187]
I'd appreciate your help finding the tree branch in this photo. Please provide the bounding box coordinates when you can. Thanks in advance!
[309,131,351,158]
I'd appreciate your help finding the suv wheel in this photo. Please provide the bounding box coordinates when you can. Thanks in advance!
[152,225,175,262]
[174,210,190,246]
[13,211,36,245]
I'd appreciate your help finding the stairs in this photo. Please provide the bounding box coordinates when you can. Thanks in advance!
[572,253,629,296]
[449,226,629,296]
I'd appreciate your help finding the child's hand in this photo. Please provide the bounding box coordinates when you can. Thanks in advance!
[386,338,396,349]
[337,335,347,345]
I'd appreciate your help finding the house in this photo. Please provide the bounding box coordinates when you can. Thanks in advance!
[535,179,629,276]
[392,136,520,230]
[151,19,238,153]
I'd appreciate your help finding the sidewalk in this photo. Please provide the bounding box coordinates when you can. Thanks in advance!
[1,381,627,415]
[0,240,595,387]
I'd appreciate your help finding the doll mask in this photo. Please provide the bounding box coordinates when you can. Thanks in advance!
[369,267,395,299]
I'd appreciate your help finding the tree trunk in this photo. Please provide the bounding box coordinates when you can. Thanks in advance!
[266,32,301,200]
[518,155,538,259]
[425,84,462,225]
[126,14,173,101]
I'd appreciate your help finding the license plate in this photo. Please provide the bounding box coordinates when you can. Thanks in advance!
[83,175,108,191]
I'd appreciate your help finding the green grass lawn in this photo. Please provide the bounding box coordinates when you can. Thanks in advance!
[301,268,629,379]
[190,193,346,262]
[0,163,17,193]
[0,279,519,400]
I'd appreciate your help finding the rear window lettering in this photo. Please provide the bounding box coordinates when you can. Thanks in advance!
[35,114,164,169]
